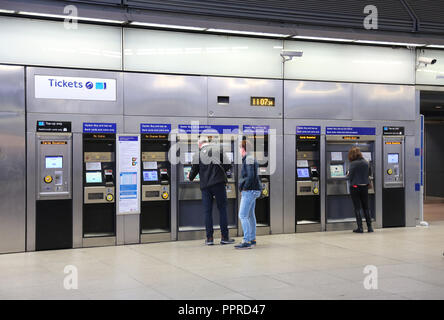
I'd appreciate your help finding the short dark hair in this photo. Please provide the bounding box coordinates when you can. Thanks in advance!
[348,146,363,162]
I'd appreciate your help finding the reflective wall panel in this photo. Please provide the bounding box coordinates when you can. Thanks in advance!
[416,49,444,85]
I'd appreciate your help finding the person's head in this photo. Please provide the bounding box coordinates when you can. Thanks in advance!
[348,146,363,162]
[198,136,209,149]
[240,139,253,157]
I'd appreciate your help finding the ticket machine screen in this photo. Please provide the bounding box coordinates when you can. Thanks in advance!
[330,164,345,178]
[46,156,63,169]
[388,153,399,164]
[183,166,199,181]
[297,168,310,178]
[143,170,158,182]
[86,171,102,183]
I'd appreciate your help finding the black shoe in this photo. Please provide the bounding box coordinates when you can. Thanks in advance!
[205,237,214,245]
[353,228,364,233]
[367,226,374,233]
[220,238,235,245]
[234,242,252,250]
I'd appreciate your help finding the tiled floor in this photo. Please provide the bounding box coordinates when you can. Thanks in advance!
[1,222,444,300]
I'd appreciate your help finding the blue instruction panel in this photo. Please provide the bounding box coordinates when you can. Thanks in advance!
[83,122,116,133]
[178,125,238,134]
[243,125,270,134]
[140,123,171,134]
[326,127,375,135]
[296,126,321,135]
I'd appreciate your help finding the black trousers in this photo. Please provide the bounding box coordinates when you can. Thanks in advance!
[201,182,229,239]
[350,185,369,212]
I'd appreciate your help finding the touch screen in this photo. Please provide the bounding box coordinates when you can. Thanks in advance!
[183,166,199,181]
[86,171,102,183]
[330,164,345,178]
[45,156,63,169]
[297,168,310,178]
[388,153,399,164]
[143,170,158,182]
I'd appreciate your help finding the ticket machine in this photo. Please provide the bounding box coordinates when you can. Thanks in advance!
[244,134,270,228]
[382,127,405,227]
[177,132,237,240]
[35,132,72,250]
[295,135,321,231]
[83,133,116,246]
[325,133,375,230]
[140,133,171,242]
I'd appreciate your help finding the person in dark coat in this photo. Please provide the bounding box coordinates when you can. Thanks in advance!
[188,136,235,245]
[347,146,374,233]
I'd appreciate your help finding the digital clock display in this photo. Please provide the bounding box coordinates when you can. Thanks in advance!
[250,97,275,107]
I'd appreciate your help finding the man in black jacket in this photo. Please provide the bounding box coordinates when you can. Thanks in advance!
[188,136,235,245]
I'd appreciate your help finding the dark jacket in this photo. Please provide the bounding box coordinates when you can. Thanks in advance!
[189,144,232,190]
[239,154,262,191]
[348,158,370,186]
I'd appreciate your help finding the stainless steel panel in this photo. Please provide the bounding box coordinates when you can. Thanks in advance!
[179,184,202,200]
[405,135,420,227]
[124,214,140,244]
[141,232,171,243]
[0,65,25,113]
[352,84,416,121]
[297,181,320,196]
[124,73,207,117]
[383,136,405,188]
[320,135,326,231]
[256,226,271,236]
[270,134,284,234]
[83,236,116,248]
[375,135,383,228]
[26,132,36,251]
[208,77,283,118]
[297,224,322,233]
[0,112,26,254]
[27,113,124,133]
[284,81,352,120]
[116,215,124,245]
[283,134,296,234]
[73,133,83,248]
[26,67,123,115]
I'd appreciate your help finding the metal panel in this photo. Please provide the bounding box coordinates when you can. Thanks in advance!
[283,133,296,233]
[124,215,140,244]
[207,77,283,118]
[405,135,420,227]
[284,81,352,120]
[124,73,207,117]
[0,65,25,254]
[26,67,123,115]
[26,132,36,251]
[73,133,83,248]
[353,84,416,121]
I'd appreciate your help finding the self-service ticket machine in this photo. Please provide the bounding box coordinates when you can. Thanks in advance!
[83,133,116,246]
[177,128,237,240]
[140,133,171,242]
[382,127,405,227]
[325,128,376,231]
[35,131,73,250]
[295,135,321,232]
[244,133,270,229]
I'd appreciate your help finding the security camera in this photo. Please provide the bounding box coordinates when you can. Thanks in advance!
[280,50,304,62]
[417,57,437,67]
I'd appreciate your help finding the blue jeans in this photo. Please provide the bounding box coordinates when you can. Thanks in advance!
[201,183,229,239]
[239,190,261,242]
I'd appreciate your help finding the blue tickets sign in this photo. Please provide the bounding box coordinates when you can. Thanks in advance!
[178,125,238,134]
[140,123,171,134]
[296,126,321,135]
[83,122,116,133]
[326,127,375,135]
[243,125,270,134]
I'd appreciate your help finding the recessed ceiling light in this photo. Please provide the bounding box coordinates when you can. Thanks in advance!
[427,45,444,49]
[0,9,15,13]
[18,11,125,24]
[130,22,206,31]
[207,28,290,38]
[355,40,426,47]
[292,36,354,42]
[435,106,443,109]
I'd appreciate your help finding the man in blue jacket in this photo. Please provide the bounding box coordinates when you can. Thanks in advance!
[235,139,262,249]
[188,136,235,246]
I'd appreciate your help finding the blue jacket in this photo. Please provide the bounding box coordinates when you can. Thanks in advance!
[239,154,262,191]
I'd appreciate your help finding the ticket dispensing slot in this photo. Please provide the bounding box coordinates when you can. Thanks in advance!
[140,134,171,241]
[178,133,237,239]
[83,134,116,241]
[36,133,73,250]
[325,135,376,229]
[295,135,321,231]
[382,135,405,227]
